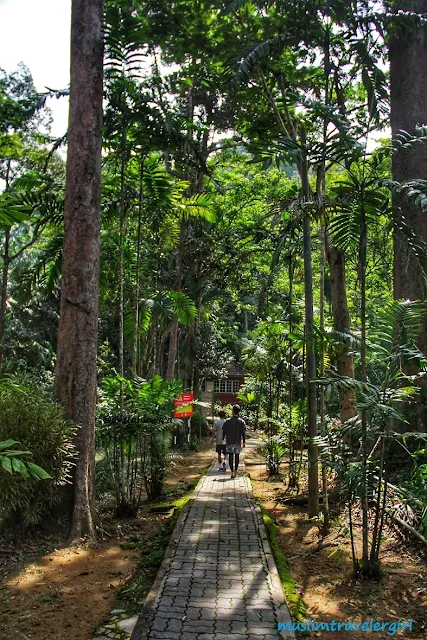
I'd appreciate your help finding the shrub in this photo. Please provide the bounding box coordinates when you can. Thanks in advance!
[0,383,76,529]
[97,375,180,511]
[191,408,210,438]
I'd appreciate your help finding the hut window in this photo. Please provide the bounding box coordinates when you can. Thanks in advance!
[214,379,240,393]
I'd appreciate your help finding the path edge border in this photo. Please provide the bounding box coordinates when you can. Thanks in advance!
[130,466,210,640]
[244,473,297,640]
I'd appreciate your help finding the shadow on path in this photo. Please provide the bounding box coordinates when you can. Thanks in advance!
[130,433,295,640]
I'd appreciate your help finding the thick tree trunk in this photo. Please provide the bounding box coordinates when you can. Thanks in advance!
[325,236,356,422]
[390,0,427,430]
[54,0,104,543]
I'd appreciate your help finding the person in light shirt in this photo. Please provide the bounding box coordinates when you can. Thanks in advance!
[212,410,227,471]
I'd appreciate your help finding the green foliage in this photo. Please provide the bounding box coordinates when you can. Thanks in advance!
[97,375,182,509]
[0,438,51,480]
[0,383,76,529]
[409,458,427,536]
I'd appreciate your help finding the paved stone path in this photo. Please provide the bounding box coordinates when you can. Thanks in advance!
[130,442,294,640]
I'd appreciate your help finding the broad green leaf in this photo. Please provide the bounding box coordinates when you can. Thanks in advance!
[0,439,20,451]
[27,462,52,480]
[1,456,13,474]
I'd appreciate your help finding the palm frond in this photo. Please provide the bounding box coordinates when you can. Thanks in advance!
[104,5,146,79]
[384,179,427,214]
[169,291,197,325]
[235,37,287,85]
[174,193,214,222]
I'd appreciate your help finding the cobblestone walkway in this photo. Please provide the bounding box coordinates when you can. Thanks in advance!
[131,449,294,640]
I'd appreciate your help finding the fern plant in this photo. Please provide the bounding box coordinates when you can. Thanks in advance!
[319,299,427,576]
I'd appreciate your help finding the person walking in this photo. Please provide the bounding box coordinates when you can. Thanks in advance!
[212,410,227,471]
[222,404,246,478]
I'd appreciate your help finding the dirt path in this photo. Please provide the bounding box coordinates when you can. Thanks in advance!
[248,440,427,640]
[0,441,215,640]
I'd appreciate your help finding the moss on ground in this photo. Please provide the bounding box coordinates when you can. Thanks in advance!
[260,506,307,622]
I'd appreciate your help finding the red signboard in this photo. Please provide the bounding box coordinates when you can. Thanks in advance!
[173,393,194,418]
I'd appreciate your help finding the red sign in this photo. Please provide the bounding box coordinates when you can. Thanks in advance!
[174,393,194,406]
[173,393,194,418]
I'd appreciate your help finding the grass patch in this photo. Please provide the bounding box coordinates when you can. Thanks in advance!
[260,505,306,622]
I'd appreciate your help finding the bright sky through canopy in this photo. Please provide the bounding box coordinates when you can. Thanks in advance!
[0,0,71,137]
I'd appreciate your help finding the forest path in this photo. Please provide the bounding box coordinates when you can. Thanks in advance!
[130,431,295,640]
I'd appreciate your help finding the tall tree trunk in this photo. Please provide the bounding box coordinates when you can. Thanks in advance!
[390,0,427,431]
[117,114,128,508]
[319,227,329,533]
[54,0,104,543]
[0,228,10,376]
[133,154,145,375]
[0,160,12,375]
[166,220,186,380]
[359,195,369,576]
[301,129,319,518]
[325,236,356,422]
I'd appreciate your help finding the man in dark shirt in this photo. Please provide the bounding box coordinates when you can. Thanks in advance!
[222,404,246,478]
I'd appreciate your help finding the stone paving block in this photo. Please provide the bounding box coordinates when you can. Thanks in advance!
[156,609,186,620]
[166,618,184,633]
[200,611,217,622]
[214,620,231,633]
[163,587,191,597]
[157,606,186,617]
[190,601,217,609]
[244,601,275,610]
[158,597,175,608]
[184,607,202,620]
[247,624,278,635]
[184,621,215,632]
[174,597,190,608]
[255,610,276,622]
[151,618,169,632]
[230,621,248,634]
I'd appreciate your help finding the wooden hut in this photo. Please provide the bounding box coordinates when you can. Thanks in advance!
[202,362,246,413]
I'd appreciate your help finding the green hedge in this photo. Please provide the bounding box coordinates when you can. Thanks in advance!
[0,383,76,529]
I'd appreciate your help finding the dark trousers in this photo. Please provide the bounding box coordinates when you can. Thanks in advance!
[229,452,240,472]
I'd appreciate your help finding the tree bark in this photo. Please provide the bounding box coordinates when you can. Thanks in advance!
[0,228,10,376]
[301,129,319,519]
[390,0,427,430]
[0,160,12,375]
[133,154,145,375]
[54,0,104,543]
[325,235,356,422]
[166,220,186,380]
